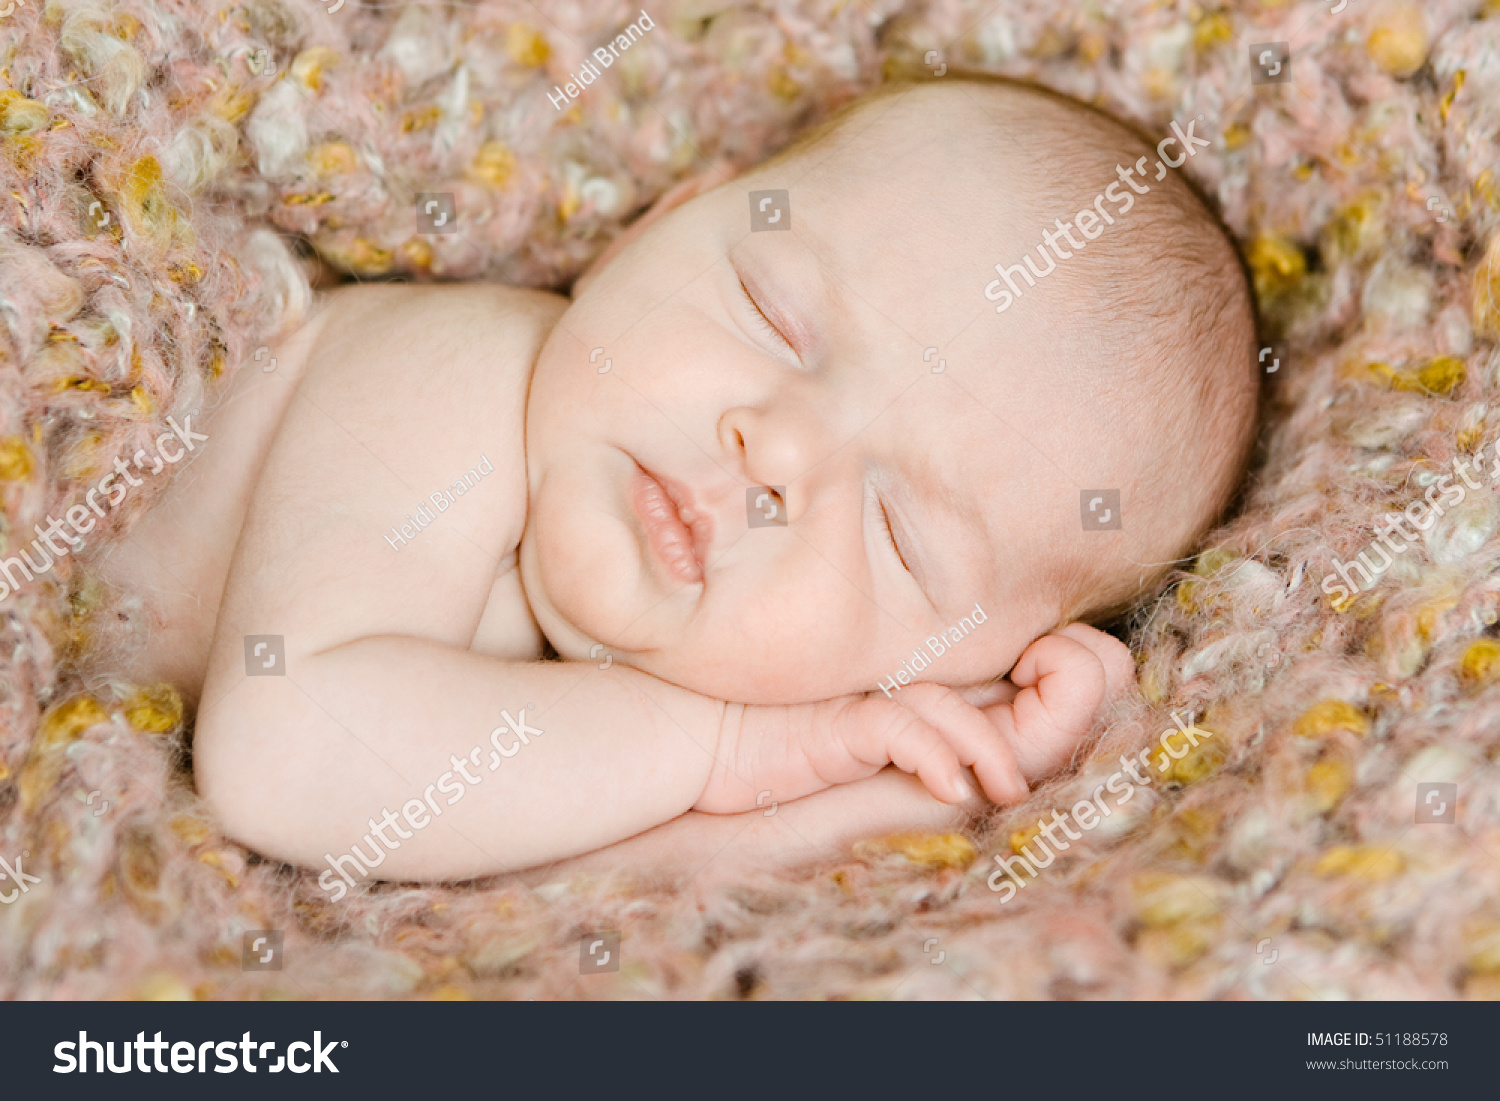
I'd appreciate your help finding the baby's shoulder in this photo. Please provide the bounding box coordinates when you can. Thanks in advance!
[315,281,568,370]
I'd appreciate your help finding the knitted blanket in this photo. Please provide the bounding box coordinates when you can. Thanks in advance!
[3,0,1498,1000]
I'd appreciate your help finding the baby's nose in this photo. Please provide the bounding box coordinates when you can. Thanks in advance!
[718,403,823,496]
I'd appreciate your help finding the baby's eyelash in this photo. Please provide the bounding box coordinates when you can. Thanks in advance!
[872,486,912,574]
[739,279,791,349]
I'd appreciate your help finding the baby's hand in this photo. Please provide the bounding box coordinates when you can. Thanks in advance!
[959,623,1136,783]
[693,624,1135,813]
[695,686,1026,813]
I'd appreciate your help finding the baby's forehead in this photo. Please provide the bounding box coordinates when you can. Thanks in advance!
[748,92,1113,322]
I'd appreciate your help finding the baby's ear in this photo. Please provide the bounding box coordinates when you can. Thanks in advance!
[572,160,741,297]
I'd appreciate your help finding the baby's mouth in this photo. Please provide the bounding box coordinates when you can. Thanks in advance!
[630,461,712,585]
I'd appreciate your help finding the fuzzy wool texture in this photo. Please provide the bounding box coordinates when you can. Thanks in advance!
[3,0,1500,999]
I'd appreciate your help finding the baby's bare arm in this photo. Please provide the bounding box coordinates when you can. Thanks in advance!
[192,283,733,877]
[199,639,728,879]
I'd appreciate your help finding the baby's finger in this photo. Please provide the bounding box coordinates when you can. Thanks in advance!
[1009,634,1107,737]
[892,683,1028,803]
[955,678,1019,709]
[858,703,970,804]
[1056,623,1136,703]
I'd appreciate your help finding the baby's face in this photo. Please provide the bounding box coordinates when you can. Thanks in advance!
[519,112,1102,704]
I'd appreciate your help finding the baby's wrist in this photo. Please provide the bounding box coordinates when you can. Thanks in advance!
[694,700,745,812]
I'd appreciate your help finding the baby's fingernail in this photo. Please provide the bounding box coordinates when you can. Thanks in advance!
[953,775,974,802]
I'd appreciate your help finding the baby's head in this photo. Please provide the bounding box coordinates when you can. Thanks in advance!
[519,77,1258,704]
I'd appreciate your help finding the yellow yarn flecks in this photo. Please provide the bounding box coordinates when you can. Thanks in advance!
[308,141,358,176]
[1321,195,1383,263]
[1440,70,1466,124]
[1416,596,1460,644]
[1140,67,1177,101]
[399,237,434,273]
[0,758,8,781]
[1135,920,1220,968]
[20,695,110,813]
[0,90,49,133]
[170,814,213,847]
[1192,12,1233,53]
[1010,824,1043,854]
[1139,662,1170,704]
[861,831,976,869]
[1027,27,1070,61]
[68,572,102,625]
[54,376,110,394]
[1222,121,1251,150]
[557,181,581,223]
[430,985,474,1000]
[1476,170,1499,214]
[1314,845,1404,880]
[129,385,154,417]
[1476,234,1500,340]
[208,87,257,123]
[1168,806,1221,863]
[0,436,33,479]
[1463,920,1500,974]
[1338,588,1385,619]
[1305,755,1353,813]
[1460,639,1500,689]
[1175,549,1238,616]
[197,849,239,888]
[341,238,393,275]
[124,684,183,733]
[401,105,442,133]
[136,973,194,1000]
[1077,32,1107,63]
[1367,4,1428,78]
[504,24,551,68]
[469,140,516,189]
[291,46,339,92]
[1150,726,1226,785]
[1247,233,1306,301]
[1294,699,1369,739]
[1175,577,1201,615]
[119,155,193,251]
[1195,547,1238,577]
[39,694,110,749]
[1131,871,1225,927]
[767,67,801,102]
[1369,356,1465,396]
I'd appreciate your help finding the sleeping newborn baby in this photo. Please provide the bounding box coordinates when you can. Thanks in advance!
[95,76,1258,890]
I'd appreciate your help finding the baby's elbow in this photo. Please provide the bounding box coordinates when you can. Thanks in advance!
[192,702,308,863]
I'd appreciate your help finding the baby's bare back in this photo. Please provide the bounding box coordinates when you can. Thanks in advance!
[95,282,566,704]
